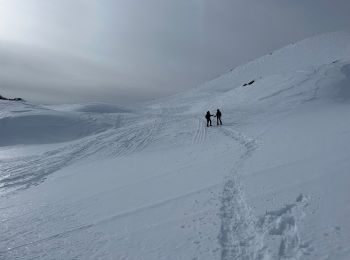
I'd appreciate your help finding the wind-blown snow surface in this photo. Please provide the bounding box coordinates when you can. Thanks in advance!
[1,31,350,259]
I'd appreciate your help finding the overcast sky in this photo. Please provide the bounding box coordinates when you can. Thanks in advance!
[0,0,349,104]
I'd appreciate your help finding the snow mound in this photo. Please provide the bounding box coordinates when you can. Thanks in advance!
[0,101,110,147]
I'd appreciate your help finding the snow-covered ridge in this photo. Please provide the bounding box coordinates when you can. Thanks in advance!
[200,31,350,92]
[156,31,350,115]
[48,102,130,113]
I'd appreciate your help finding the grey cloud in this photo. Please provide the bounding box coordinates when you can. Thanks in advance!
[0,41,168,104]
[0,0,350,104]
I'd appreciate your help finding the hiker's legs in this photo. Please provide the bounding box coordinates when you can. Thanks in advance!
[219,117,222,125]
[207,119,210,127]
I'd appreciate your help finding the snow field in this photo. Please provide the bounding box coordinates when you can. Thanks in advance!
[1,31,350,259]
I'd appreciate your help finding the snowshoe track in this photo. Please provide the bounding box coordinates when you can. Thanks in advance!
[218,127,267,260]
[218,126,309,259]
[220,176,267,260]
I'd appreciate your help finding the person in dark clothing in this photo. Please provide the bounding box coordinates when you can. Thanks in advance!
[215,109,222,125]
[205,111,213,127]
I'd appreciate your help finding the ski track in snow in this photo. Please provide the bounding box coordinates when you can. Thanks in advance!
[0,184,220,255]
[192,118,207,145]
[0,116,160,195]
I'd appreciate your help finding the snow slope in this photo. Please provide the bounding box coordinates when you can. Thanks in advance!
[1,31,350,259]
[0,101,116,147]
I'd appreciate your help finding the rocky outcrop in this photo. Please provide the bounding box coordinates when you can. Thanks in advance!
[0,94,24,101]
